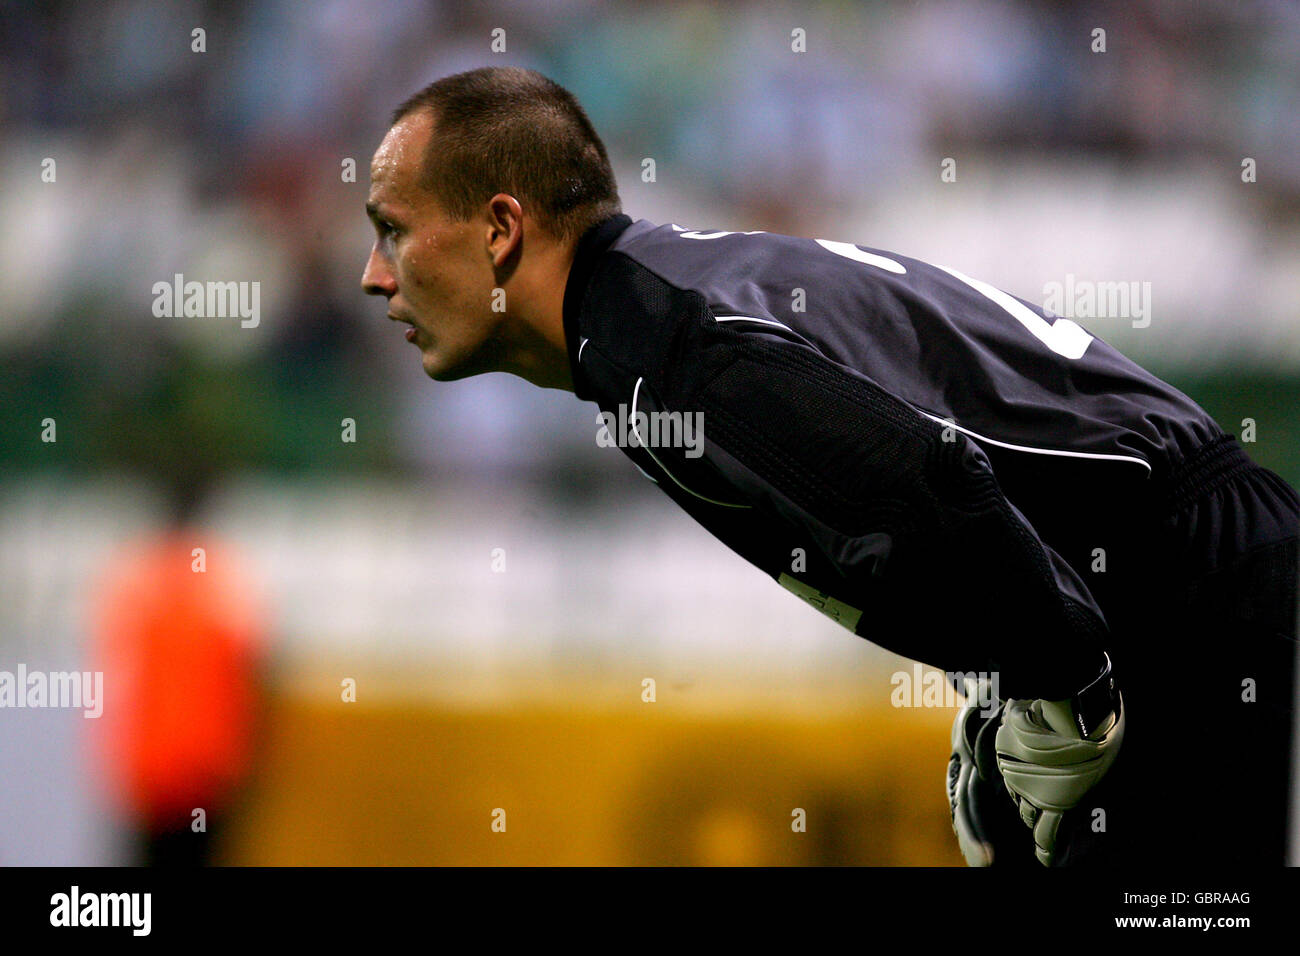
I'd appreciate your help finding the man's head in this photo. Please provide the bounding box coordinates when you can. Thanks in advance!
[361,67,621,384]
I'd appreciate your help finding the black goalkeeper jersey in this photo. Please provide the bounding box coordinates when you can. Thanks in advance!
[561,213,1233,700]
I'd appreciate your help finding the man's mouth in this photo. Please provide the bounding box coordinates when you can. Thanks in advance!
[388,313,419,343]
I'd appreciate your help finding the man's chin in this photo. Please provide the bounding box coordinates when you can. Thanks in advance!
[421,350,482,382]
[421,357,459,381]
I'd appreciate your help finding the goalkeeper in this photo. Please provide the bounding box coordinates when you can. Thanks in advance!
[361,67,1299,867]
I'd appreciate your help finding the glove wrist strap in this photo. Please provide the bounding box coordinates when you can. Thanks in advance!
[1070,652,1119,739]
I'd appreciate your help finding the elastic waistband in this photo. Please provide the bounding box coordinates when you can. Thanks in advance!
[1163,433,1257,515]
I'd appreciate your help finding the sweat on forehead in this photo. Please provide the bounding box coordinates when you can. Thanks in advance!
[370,112,436,191]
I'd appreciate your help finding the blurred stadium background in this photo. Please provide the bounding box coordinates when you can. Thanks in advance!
[1,0,1298,865]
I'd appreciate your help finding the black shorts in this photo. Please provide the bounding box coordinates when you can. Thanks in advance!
[979,435,1300,867]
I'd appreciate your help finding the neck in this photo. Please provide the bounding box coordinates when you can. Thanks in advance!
[499,242,577,391]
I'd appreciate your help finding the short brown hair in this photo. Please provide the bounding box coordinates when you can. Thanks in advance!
[390,67,622,243]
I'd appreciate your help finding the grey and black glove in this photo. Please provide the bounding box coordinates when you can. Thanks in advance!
[994,655,1125,867]
[947,677,1036,867]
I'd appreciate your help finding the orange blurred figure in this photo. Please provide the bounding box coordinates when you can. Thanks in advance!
[88,525,267,865]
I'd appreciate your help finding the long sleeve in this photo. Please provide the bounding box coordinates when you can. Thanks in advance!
[623,312,1110,701]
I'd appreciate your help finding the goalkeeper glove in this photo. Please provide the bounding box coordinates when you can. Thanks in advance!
[947,679,1002,866]
[994,653,1124,867]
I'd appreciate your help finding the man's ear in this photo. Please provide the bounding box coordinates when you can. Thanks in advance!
[486,194,525,268]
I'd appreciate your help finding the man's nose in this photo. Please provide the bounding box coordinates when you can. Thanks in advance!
[361,245,396,297]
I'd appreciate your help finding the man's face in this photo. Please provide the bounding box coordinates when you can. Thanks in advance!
[361,111,505,380]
